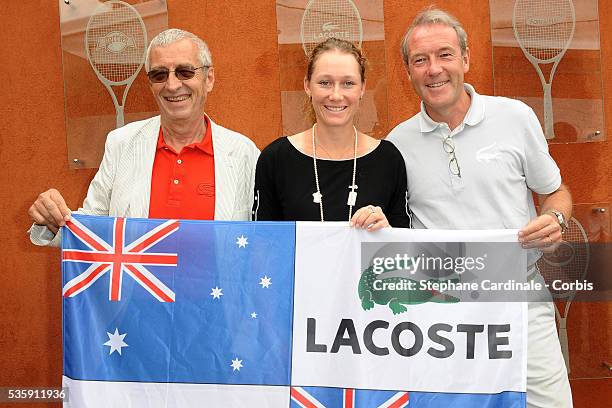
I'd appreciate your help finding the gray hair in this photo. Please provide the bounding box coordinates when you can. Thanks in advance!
[145,28,213,71]
[400,8,468,66]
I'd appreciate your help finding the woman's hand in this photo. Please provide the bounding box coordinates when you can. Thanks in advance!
[350,205,389,231]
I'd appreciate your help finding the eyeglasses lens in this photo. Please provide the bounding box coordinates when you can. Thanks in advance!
[449,157,460,176]
[442,136,461,177]
[443,138,455,154]
[175,67,196,80]
[147,66,199,83]
[148,70,169,83]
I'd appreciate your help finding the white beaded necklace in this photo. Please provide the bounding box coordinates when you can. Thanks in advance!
[311,124,358,222]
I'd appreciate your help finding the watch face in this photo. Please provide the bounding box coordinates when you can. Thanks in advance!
[548,210,566,232]
[555,211,567,232]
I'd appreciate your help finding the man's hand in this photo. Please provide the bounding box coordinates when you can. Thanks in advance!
[28,189,71,234]
[519,183,572,249]
[518,213,561,249]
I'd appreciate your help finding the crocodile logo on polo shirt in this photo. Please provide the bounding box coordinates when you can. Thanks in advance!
[476,143,501,163]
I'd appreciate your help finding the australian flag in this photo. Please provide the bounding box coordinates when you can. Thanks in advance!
[63,215,294,386]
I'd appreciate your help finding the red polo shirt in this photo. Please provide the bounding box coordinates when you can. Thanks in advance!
[149,117,215,220]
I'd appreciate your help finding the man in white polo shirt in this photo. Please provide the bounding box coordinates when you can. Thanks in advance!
[387,7,573,408]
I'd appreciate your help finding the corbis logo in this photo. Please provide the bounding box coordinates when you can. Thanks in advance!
[95,31,136,53]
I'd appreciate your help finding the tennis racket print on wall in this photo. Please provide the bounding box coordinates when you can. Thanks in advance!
[537,217,590,373]
[300,0,363,57]
[85,0,147,128]
[512,0,576,140]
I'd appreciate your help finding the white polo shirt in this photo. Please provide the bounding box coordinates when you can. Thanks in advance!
[388,85,573,408]
[387,84,561,230]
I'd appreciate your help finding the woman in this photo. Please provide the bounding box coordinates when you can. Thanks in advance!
[253,38,410,230]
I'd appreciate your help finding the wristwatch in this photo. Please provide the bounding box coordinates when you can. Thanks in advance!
[546,210,567,234]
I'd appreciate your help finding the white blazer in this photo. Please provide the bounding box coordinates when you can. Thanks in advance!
[31,115,259,246]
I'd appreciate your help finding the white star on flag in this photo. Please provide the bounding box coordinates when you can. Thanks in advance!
[230,357,243,372]
[104,328,128,355]
[251,312,257,319]
[259,275,272,288]
[236,235,248,248]
[210,286,223,299]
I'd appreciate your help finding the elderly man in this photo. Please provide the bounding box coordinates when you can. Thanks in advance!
[387,8,573,408]
[29,29,259,246]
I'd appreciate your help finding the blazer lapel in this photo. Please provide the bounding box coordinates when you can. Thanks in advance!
[211,118,239,220]
[125,115,160,218]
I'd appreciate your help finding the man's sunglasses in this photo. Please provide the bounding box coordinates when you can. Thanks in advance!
[147,65,209,83]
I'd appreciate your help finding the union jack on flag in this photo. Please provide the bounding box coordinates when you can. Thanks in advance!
[290,387,409,408]
[62,217,179,302]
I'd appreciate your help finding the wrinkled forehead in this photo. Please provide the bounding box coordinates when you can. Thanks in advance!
[407,23,461,55]
[149,38,201,68]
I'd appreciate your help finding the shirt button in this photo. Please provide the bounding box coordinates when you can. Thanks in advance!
[177,159,182,164]
[173,179,179,185]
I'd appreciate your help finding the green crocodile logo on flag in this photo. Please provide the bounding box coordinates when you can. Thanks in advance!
[358,264,459,315]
